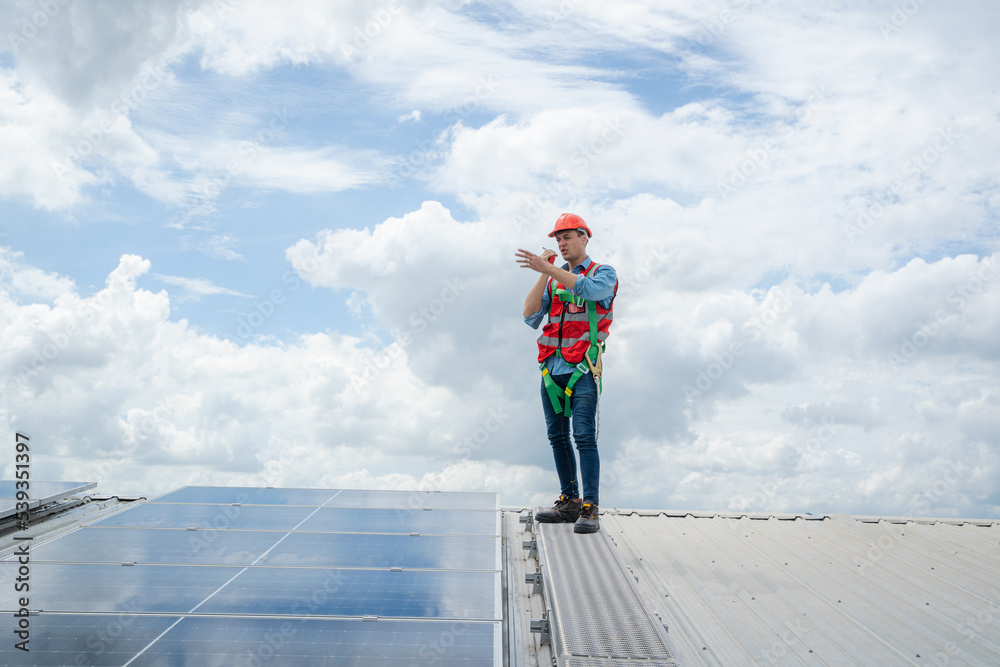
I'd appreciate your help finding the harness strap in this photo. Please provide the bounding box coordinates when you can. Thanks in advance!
[542,339,603,418]
[553,287,583,306]
[540,367,564,414]
[541,261,606,418]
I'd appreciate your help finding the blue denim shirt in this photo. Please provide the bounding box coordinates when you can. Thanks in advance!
[524,256,618,375]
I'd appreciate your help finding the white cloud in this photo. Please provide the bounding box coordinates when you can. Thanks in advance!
[186,0,352,76]
[396,109,421,124]
[0,0,195,209]
[192,0,642,108]
[1,0,192,110]
[200,234,245,261]
[433,104,738,208]
[0,2,388,213]
[0,247,76,301]
[154,274,252,302]
[0,70,99,210]
[285,200,531,392]
[239,145,384,193]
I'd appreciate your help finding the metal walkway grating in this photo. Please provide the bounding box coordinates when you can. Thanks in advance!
[536,522,682,667]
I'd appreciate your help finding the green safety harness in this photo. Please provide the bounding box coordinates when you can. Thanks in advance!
[540,280,605,419]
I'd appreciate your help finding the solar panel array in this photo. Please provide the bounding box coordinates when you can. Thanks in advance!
[0,486,501,665]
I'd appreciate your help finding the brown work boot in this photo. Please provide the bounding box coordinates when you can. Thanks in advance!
[535,495,583,523]
[573,502,600,533]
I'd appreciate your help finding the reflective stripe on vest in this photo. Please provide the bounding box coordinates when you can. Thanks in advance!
[536,261,616,365]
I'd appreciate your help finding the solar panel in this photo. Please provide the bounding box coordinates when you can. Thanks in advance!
[126,617,498,667]
[0,486,501,665]
[326,488,498,510]
[0,562,500,620]
[30,528,498,570]
[29,526,284,565]
[94,504,499,536]
[296,506,500,536]
[0,480,96,520]
[0,562,243,613]
[197,568,499,619]
[148,486,498,510]
[91,502,316,530]
[0,614,177,667]
[0,614,497,666]
[149,485,342,505]
[255,532,500,570]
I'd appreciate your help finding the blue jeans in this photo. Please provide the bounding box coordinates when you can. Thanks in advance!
[540,371,599,506]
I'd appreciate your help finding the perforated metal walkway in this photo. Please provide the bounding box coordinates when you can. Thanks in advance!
[534,521,682,667]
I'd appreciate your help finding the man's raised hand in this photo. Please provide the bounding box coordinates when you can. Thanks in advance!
[516,248,557,273]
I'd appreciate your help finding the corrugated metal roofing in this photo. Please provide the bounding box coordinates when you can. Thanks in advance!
[600,511,1000,666]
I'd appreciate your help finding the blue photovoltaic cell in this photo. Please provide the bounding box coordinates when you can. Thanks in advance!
[0,563,242,614]
[22,526,281,565]
[129,617,497,667]
[151,486,343,506]
[91,502,316,530]
[199,567,500,620]
[296,506,499,536]
[257,532,499,570]
[326,489,498,510]
[0,614,178,667]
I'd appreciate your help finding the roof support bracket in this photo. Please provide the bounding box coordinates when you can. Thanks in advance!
[525,567,543,594]
[522,537,537,560]
[529,612,551,645]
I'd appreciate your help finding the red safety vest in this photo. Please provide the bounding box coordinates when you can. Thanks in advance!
[536,261,616,364]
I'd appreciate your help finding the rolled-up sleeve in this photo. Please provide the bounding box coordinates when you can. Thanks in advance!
[572,263,617,309]
[524,280,551,329]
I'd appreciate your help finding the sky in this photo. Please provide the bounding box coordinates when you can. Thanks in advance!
[1,0,998,517]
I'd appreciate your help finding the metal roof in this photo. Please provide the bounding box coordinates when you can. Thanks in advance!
[597,510,1000,666]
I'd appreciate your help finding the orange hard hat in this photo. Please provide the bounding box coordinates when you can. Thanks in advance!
[548,212,592,238]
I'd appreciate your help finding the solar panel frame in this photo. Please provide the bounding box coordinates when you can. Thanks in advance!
[0,480,96,519]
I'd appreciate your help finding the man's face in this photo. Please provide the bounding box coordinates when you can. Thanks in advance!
[554,229,587,259]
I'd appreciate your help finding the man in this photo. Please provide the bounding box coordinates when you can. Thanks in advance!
[515,213,618,533]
